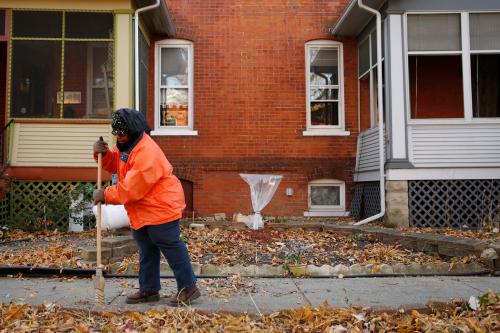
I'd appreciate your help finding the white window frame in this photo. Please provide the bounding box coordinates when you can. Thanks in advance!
[404,11,500,125]
[358,29,384,131]
[151,39,197,136]
[304,179,348,217]
[303,40,350,136]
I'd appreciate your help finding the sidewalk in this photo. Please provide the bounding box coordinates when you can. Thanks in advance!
[1,276,498,314]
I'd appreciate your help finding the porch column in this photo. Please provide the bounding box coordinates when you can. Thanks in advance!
[114,12,133,109]
[386,14,409,164]
[385,180,409,227]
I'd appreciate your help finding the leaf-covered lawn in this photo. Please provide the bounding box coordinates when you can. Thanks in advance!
[0,227,483,271]
[1,292,498,332]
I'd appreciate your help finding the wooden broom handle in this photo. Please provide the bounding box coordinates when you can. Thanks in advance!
[96,137,103,268]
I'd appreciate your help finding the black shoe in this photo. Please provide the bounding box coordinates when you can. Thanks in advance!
[126,290,160,304]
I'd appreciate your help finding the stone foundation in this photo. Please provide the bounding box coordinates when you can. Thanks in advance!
[385,180,409,227]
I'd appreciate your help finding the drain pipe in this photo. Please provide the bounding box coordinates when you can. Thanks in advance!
[134,0,161,111]
[354,0,385,226]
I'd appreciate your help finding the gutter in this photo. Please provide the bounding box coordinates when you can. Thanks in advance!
[134,0,161,111]
[354,0,385,226]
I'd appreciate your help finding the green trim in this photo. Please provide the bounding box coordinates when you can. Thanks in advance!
[6,9,12,120]
[13,8,111,13]
[12,37,113,42]
[129,13,134,108]
[59,10,65,118]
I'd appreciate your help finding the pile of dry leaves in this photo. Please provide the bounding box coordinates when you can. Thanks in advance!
[0,227,477,270]
[183,228,448,266]
[1,291,498,332]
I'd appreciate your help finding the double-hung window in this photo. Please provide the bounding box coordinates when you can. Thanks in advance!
[152,39,196,136]
[304,41,349,136]
[407,12,500,120]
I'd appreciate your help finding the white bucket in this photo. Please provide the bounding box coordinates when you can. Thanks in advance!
[92,204,130,230]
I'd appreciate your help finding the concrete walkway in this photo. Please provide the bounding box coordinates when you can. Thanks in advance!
[1,276,498,314]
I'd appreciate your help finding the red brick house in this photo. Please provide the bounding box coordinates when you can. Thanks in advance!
[1,0,499,228]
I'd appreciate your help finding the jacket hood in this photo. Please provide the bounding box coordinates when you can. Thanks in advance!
[112,108,148,136]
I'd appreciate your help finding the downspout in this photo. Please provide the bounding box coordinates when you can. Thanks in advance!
[134,0,161,111]
[354,0,385,225]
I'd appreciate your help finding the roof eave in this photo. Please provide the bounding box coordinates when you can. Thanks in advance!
[135,0,176,36]
[330,0,387,37]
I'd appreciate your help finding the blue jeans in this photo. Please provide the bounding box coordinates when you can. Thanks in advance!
[132,220,196,293]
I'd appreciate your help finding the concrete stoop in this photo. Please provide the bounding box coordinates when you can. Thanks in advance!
[108,261,488,277]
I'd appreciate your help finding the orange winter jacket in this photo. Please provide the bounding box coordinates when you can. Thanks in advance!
[95,134,185,230]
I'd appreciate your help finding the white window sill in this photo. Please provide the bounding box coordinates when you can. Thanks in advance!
[150,129,198,136]
[303,129,351,136]
[304,210,349,217]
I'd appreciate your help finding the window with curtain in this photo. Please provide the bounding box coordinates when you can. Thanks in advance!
[407,14,464,119]
[407,12,500,120]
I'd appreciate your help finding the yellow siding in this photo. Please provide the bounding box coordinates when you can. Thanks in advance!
[115,13,133,109]
[0,0,132,10]
[10,123,113,167]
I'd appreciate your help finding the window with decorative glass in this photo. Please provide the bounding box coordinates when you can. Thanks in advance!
[153,39,195,135]
[10,10,114,119]
[306,179,346,216]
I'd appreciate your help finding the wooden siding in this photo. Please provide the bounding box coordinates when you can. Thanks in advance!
[355,126,384,173]
[410,124,500,167]
[10,123,113,167]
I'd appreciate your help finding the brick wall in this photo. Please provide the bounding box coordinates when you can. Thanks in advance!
[147,0,357,217]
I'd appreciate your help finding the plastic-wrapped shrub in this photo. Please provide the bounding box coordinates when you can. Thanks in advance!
[240,174,283,230]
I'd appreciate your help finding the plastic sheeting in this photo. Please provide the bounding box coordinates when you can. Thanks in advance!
[92,205,130,230]
[240,174,283,230]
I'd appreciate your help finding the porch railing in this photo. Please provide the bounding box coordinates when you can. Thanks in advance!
[355,126,385,174]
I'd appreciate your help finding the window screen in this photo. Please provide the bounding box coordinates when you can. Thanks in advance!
[13,11,62,38]
[65,12,114,39]
[358,38,370,75]
[408,14,461,52]
[470,13,500,51]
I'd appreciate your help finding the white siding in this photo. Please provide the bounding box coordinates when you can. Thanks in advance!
[10,123,113,167]
[355,126,383,173]
[410,124,500,167]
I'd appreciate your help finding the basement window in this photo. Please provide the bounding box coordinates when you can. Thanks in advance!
[304,179,347,217]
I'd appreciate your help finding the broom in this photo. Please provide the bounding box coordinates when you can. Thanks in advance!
[93,136,105,306]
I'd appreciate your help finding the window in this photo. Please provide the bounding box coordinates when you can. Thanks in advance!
[470,13,500,118]
[358,26,384,131]
[407,14,464,119]
[304,41,349,136]
[10,11,114,119]
[152,39,196,136]
[305,179,346,217]
[407,12,500,120]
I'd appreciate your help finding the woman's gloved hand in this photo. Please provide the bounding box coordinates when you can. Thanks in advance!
[93,139,109,155]
[93,188,105,204]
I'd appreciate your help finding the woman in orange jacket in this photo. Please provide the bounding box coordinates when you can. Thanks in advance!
[92,108,200,306]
